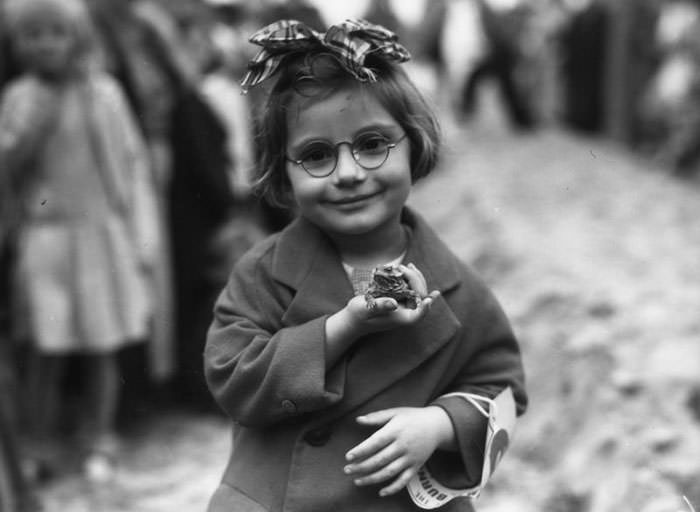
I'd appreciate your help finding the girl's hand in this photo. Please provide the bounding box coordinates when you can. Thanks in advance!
[324,263,438,368]
[347,263,440,335]
[346,291,439,334]
[343,406,454,497]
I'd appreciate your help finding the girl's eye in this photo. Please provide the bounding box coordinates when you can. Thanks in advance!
[300,144,334,166]
[355,135,390,155]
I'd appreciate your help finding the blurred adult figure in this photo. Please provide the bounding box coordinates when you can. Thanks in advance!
[164,0,243,409]
[558,0,609,133]
[604,0,661,146]
[437,0,488,117]
[199,0,268,340]
[88,0,177,390]
[515,0,569,124]
[92,0,255,408]
[436,0,535,129]
[1,5,21,89]
[459,0,536,129]
[203,2,257,202]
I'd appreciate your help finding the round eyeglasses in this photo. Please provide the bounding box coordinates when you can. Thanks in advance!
[285,133,407,178]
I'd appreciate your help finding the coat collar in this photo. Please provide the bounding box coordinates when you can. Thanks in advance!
[270,207,464,420]
[271,207,462,297]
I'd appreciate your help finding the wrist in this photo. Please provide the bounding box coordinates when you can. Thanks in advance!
[426,406,457,451]
[326,307,364,342]
[324,308,364,369]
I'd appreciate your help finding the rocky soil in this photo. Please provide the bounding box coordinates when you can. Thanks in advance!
[415,120,700,512]
[38,107,700,511]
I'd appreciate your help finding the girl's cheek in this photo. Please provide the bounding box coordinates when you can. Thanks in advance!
[284,175,303,205]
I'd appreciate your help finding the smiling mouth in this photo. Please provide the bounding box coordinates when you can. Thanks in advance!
[327,192,380,206]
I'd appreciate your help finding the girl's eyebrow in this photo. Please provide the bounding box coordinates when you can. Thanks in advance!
[351,123,403,137]
[289,123,402,150]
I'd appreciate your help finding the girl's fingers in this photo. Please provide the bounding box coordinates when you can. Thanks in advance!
[356,408,398,425]
[413,291,439,317]
[399,263,428,296]
[366,297,398,316]
[351,456,408,487]
[346,420,396,462]
[345,443,400,478]
[378,467,416,497]
[423,290,441,306]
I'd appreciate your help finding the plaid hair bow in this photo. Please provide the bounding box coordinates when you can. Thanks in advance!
[240,18,411,90]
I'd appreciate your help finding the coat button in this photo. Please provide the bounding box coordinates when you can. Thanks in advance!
[281,399,297,414]
[303,426,332,447]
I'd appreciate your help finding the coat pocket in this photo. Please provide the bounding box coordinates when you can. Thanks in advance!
[207,482,269,512]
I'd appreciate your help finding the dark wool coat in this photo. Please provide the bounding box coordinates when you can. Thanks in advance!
[204,208,527,512]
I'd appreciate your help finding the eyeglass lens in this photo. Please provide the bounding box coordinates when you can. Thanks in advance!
[299,134,395,176]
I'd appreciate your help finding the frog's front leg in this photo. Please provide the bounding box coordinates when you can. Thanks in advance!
[364,293,378,311]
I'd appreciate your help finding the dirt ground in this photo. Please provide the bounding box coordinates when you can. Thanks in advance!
[36,100,700,511]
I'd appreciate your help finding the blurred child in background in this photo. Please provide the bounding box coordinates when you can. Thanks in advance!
[0,0,158,482]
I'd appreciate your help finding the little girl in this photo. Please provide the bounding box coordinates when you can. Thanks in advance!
[204,19,527,512]
[0,0,157,481]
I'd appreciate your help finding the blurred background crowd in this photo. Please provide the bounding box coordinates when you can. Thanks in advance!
[1,0,700,510]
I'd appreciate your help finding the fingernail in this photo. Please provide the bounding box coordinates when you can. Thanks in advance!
[346,453,354,461]
[379,490,388,497]
[343,465,352,474]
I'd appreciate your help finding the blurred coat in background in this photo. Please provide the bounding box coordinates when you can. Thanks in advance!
[92,0,261,409]
[559,0,609,133]
[89,0,177,383]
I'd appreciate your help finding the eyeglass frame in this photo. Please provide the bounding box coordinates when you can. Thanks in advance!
[285,133,408,178]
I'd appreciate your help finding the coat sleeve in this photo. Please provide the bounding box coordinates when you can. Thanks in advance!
[204,245,346,427]
[428,272,527,490]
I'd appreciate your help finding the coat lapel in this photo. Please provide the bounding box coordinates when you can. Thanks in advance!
[331,209,464,418]
[271,209,464,420]
[273,217,354,325]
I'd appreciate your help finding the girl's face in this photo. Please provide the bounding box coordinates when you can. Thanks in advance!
[15,14,76,79]
[285,86,412,241]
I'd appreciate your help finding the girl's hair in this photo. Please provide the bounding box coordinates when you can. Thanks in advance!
[253,50,441,208]
[3,0,96,75]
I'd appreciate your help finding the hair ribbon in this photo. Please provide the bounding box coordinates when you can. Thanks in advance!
[240,18,411,91]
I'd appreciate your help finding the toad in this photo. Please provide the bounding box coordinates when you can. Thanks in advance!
[365,264,420,310]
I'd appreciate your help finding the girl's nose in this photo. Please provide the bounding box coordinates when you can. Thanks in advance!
[333,144,366,185]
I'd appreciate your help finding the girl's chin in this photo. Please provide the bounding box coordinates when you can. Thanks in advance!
[321,214,399,238]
